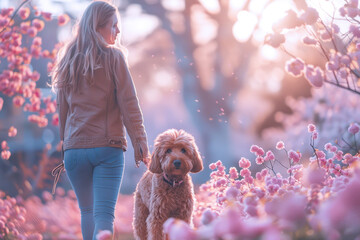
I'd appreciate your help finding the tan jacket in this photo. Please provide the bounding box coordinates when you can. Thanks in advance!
[56,51,149,163]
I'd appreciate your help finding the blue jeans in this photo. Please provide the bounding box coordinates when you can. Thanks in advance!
[64,147,124,240]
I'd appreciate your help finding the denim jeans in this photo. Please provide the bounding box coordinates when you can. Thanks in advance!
[64,147,124,240]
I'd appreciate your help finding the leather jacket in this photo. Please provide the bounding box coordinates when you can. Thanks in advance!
[56,51,149,163]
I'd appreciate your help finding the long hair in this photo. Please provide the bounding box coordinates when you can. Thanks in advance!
[52,1,124,91]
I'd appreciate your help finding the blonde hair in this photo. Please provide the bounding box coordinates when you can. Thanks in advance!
[52,1,125,91]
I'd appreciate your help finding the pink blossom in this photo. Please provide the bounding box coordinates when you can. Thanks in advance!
[41,12,52,21]
[308,124,316,133]
[163,218,197,240]
[96,230,112,240]
[264,151,275,161]
[348,123,360,134]
[58,14,70,26]
[1,141,8,150]
[229,167,239,179]
[320,31,331,41]
[239,157,251,168]
[302,36,317,45]
[13,96,25,107]
[276,141,285,150]
[240,168,251,177]
[201,209,216,225]
[350,24,360,37]
[347,7,358,18]
[285,58,305,77]
[250,145,264,156]
[209,163,216,170]
[288,150,301,163]
[19,7,30,20]
[339,7,346,17]
[339,67,348,79]
[32,19,45,31]
[341,55,351,65]
[8,126,17,137]
[299,7,319,25]
[305,65,324,87]
[1,150,11,160]
[0,97,3,111]
[255,156,264,165]
[350,0,359,8]
[264,32,285,48]
[226,187,239,200]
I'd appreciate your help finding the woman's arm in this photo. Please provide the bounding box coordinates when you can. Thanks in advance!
[114,52,150,166]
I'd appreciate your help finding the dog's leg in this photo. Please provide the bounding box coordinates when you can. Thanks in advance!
[133,192,149,240]
[146,202,168,240]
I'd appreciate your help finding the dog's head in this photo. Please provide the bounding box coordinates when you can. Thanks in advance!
[149,129,203,179]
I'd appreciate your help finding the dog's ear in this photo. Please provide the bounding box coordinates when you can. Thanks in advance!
[191,145,203,173]
[149,145,163,174]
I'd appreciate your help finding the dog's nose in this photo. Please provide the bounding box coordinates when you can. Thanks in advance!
[173,159,181,169]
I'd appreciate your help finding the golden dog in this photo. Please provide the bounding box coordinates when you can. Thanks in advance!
[133,129,203,240]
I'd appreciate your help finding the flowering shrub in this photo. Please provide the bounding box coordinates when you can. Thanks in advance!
[0,189,134,240]
[164,124,360,240]
[0,4,69,161]
[265,0,360,96]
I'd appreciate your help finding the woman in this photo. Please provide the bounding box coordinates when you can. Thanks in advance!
[51,1,150,239]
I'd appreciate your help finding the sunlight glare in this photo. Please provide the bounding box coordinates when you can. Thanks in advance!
[233,11,258,43]
[259,1,294,32]
[198,0,220,14]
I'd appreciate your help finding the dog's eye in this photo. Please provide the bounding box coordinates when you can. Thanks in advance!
[166,148,172,154]
[181,148,186,154]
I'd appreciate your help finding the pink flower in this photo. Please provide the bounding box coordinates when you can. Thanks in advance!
[0,97,3,111]
[348,123,360,134]
[264,32,285,48]
[239,157,251,168]
[226,187,239,200]
[350,0,359,8]
[209,163,216,170]
[96,230,112,240]
[8,126,17,137]
[276,141,285,150]
[255,156,264,165]
[27,27,38,38]
[308,124,316,133]
[201,209,217,225]
[264,151,275,161]
[163,218,196,240]
[58,14,70,26]
[350,24,360,37]
[347,7,358,18]
[250,145,264,156]
[285,58,305,77]
[41,11,52,21]
[302,36,317,45]
[13,96,25,107]
[19,7,30,20]
[299,7,319,25]
[1,141,9,150]
[229,167,239,179]
[240,168,251,177]
[305,65,324,87]
[32,19,45,31]
[288,150,301,163]
[1,150,11,160]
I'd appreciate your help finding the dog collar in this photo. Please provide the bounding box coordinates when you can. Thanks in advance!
[163,173,184,187]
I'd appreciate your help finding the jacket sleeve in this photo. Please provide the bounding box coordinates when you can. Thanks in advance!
[114,53,150,165]
[57,88,68,142]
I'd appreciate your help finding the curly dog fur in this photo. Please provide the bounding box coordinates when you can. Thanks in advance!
[133,129,203,240]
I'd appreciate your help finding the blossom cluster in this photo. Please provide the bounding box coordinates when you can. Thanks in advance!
[164,124,360,240]
[0,5,69,160]
[266,0,360,94]
[0,188,134,240]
